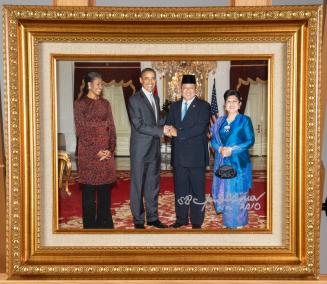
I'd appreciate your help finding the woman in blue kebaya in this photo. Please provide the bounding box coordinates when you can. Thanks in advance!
[211,89,255,228]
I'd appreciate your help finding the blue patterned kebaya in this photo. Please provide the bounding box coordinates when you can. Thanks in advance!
[211,114,255,228]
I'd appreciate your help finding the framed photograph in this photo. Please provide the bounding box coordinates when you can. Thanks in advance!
[54,57,269,233]
[3,5,322,279]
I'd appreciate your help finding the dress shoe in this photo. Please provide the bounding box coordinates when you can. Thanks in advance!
[147,220,168,228]
[134,224,145,229]
[83,222,98,229]
[192,224,202,229]
[169,222,188,228]
[96,220,114,229]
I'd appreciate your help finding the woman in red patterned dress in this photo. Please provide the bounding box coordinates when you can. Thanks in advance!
[74,72,116,229]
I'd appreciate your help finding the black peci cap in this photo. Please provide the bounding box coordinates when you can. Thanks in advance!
[181,74,196,85]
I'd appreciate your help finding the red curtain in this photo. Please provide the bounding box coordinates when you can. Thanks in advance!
[74,61,142,105]
[230,60,268,114]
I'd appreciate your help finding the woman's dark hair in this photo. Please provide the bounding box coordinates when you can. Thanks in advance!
[223,89,241,102]
[82,71,102,96]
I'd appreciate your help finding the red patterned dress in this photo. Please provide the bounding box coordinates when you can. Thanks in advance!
[74,96,116,185]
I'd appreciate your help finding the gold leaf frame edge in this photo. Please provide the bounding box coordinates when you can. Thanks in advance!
[3,5,322,279]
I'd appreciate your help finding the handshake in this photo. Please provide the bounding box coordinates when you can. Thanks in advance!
[163,125,177,138]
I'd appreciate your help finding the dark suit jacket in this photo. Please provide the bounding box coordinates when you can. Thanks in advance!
[166,97,210,168]
[128,89,163,162]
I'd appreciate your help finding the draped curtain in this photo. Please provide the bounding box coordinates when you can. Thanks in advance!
[74,61,141,107]
[230,60,268,113]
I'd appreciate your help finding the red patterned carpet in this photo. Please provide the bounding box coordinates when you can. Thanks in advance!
[58,170,267,231]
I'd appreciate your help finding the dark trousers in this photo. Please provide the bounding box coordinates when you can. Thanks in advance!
[173,166,206,226]
[130,157,160,225]
[80,183,113,229]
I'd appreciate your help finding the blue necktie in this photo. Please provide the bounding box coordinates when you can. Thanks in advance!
[181,102,188,120]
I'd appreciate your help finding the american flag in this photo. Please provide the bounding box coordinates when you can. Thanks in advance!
[210,79,219,123]
[208,79,219,141]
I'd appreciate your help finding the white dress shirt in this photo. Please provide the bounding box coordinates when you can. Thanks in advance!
[181,97,196,114]
[142,87,157,122]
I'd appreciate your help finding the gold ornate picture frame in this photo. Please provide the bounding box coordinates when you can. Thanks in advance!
[3,5,322,279]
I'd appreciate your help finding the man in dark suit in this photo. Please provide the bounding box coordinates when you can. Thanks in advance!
[128,68,169,229]
[166,74,210,229]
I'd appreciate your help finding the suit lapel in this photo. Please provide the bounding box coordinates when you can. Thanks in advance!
[176,100,183,124]
[140,91,156,122]
[181,97,198,123]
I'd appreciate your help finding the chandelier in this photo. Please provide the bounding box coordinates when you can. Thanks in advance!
[152,61,217,101]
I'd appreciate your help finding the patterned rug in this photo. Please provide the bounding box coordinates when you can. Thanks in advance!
[59,170,267,231]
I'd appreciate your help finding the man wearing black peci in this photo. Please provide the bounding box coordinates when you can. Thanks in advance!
[165,74,210,229]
